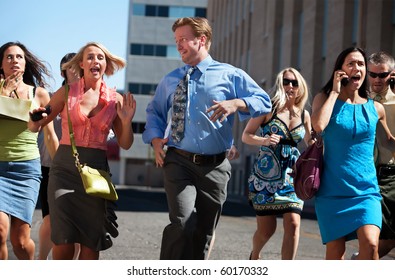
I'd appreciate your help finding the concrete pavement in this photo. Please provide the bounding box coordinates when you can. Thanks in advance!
[7,185,395,260]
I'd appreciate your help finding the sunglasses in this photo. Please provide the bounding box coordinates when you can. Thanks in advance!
[283,78,299,87]
[368,71,390,79]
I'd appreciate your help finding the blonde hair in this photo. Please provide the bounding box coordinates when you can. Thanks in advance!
[62,42,126,78]
[270,67,309,114]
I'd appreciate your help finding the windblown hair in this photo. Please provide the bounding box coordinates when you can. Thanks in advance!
[172,17,212,51]
[367,51,395,71]
[0,41,51,88]
[270,67,309,114]
[62,42,126,78]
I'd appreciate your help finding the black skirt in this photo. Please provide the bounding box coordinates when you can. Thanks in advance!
[48,145,112,251]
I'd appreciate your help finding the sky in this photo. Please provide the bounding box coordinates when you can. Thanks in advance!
[0,0,129,92]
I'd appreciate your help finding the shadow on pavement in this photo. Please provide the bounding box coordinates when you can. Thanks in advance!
[36,187,316,219]
[114,188,317,220]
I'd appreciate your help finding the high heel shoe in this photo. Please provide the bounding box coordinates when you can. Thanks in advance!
[249,251,261,260]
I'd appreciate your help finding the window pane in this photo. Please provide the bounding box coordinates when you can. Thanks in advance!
[129,83,140,94]
[157,6,169,17]
[146,5,156,16]
[141,84,152,94]
[195,8,207,17]
[156,45,166,57]
[169,7,195,18]
[131,44,142,55]
[143,45,154,56]
[167,46,179,58]
[132,4,145,16]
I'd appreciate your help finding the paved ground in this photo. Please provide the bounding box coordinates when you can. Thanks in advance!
[6,185,395,260]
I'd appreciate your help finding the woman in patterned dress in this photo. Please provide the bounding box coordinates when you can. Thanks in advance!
[242,67,314,260]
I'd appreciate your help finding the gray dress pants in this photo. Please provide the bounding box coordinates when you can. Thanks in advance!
[160,149,231,259]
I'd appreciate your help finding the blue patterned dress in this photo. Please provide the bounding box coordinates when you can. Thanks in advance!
[315,99,382,244]
[248,114,305,216]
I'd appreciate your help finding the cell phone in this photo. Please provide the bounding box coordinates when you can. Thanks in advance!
[31,105,52,122]
[389,78,395,89]
[341,78,349,87]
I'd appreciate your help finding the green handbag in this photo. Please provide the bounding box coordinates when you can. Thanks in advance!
[78,164,118,201]
[65,84,118,201]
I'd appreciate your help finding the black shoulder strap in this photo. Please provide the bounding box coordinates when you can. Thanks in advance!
[33,87,36,98]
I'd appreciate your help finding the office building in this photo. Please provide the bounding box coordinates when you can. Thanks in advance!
[120,0,208,186]
[206,0,395,197]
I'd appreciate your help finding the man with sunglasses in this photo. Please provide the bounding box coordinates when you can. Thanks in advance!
[360,51,395,259]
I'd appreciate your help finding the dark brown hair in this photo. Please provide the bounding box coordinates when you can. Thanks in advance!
[0,41,50,88]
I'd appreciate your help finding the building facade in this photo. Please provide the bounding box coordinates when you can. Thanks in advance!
[122,0,395,199]
[120,0,208,187]
[206,0,395,198]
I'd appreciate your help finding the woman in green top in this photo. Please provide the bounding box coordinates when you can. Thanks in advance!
[0,42,58,260]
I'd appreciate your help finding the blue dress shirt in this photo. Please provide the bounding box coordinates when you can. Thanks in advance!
[143,55,272,154]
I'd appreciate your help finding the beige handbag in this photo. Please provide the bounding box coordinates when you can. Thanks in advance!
[0,80,31,122]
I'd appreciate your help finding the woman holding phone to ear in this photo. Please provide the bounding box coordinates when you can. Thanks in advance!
[311,47,395,260]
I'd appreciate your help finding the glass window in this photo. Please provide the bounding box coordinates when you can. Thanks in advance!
[156,45,167,57]
[167,46,179,58]
[141,84,153,95]
[129,83,140,94]
[143,45,154,56]
[129,83,157,95]
[132,4,145,16]
[169,7,195,18]
[195,8,206,17]
[131,44,142,55]
[132,123,146,134]
[146,5,156,16]
[157,6,169,17]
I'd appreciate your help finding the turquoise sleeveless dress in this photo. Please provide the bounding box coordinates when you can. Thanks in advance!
[248,114,305,216]
[315,98,382,244]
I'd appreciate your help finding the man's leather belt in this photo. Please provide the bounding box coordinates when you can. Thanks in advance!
[377,164,395,177]
[168,147,226,165]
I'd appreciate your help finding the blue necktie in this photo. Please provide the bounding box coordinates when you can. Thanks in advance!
[171,66,196,143]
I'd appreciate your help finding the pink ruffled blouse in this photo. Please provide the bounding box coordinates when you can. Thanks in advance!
[60,78,118,150]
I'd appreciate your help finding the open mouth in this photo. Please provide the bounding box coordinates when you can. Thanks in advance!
[90,67,100,74]
[350,76,361,82]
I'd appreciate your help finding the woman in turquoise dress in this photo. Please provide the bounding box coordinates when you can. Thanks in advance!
[311,47,395,259]
[242,68,314,260]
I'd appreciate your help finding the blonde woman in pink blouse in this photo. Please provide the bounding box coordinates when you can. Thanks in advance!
[28,42,136,260]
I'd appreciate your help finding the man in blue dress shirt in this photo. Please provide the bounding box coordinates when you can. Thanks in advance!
[143,17,272,260]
